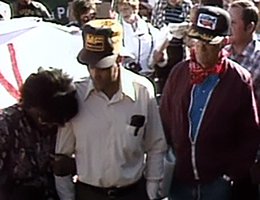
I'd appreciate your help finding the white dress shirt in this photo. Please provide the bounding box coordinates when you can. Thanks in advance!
[55,67,167,199]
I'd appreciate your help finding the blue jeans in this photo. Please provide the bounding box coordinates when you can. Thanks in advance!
[169,176,232,200]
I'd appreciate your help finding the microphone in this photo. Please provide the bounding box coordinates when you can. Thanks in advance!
[130,115,145,136]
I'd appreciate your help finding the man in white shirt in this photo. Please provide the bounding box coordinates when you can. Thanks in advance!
[55,19,167,200]
[117,0,168,79]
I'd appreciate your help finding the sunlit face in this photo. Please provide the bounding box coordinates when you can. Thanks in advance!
[193,39,223,69]
[118,3,135,22]
[88,64,120,93]
[229,6,249,45]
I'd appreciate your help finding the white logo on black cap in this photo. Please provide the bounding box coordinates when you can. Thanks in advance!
[197,13,217,30]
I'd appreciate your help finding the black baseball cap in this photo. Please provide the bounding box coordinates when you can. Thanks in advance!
[188,6,231,44]
[77,19,123,68]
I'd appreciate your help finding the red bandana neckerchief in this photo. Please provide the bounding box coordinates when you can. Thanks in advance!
[189,48,228,84]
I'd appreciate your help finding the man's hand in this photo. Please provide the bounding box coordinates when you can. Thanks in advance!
[153,50,165,64]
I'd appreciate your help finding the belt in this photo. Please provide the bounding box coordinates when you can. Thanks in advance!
[76,179,141,198]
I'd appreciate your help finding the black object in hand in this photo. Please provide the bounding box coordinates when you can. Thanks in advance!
[123,61,142,73]
[130,115,145,136]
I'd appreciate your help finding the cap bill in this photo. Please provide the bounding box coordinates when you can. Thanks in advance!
[188,28,224,44]
[77,48,117,69]
[93,55,118,69]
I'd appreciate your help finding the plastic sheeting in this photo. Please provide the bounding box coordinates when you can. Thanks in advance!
[0,17,88,109]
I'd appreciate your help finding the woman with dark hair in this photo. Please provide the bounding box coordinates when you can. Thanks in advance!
[0,67,78,200]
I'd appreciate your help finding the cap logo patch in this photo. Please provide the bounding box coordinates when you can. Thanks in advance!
[197,13,217,30]
[100,20,114,27]
[85,34,105,52]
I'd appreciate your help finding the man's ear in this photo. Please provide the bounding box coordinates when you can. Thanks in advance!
[246,21,256,33]
[116,55,123,65]
[223,36,230,45]
[220,36,230,49]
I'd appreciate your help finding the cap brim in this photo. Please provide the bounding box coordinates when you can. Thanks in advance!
[188,28,224,44]
[77,48,117,69]
[94,55,118,68]
[77,48,88,65]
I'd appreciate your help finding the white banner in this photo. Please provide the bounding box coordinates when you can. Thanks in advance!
[0,17,88,109]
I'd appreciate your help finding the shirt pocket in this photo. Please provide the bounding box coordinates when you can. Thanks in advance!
[123,124,145,153]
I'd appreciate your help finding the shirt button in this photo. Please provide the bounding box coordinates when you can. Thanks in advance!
[199,108,203,112]
[202,90,206,93]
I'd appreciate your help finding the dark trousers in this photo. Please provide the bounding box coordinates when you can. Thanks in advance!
[5,186,45,200]
[75,178,149,200]
[231,178,259,200]
[0,184,59,200]
[170,176,232,200]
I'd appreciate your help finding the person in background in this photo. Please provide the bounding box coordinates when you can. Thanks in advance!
[0,1,11,20]
[160,6,260,200]
[55,19,167,200]
[151,0,192,29]
[0,68,78,200]
[67,0,97,28]
[10,0,51,20]
[226,0,260,108]
[225,1,260,199]
[151,0,193,98]
[117,0,168,86]
[138,0,153,22]
[254,0,260,34]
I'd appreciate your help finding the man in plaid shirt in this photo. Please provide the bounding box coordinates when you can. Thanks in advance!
[225,1,260,199]
[226,0,260,107]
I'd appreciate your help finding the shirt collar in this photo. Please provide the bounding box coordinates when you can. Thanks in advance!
[241,38,257,57]
[84,66,136,101]
[84,79,95,100]
[226,35,259,58]
[120,67,136,101]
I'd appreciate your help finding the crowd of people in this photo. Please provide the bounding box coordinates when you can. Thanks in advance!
[0,0,260,200]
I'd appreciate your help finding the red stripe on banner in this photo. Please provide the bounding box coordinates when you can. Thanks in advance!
[8,43,23,88]
[0,43,23,100]
[0,72,20,99]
